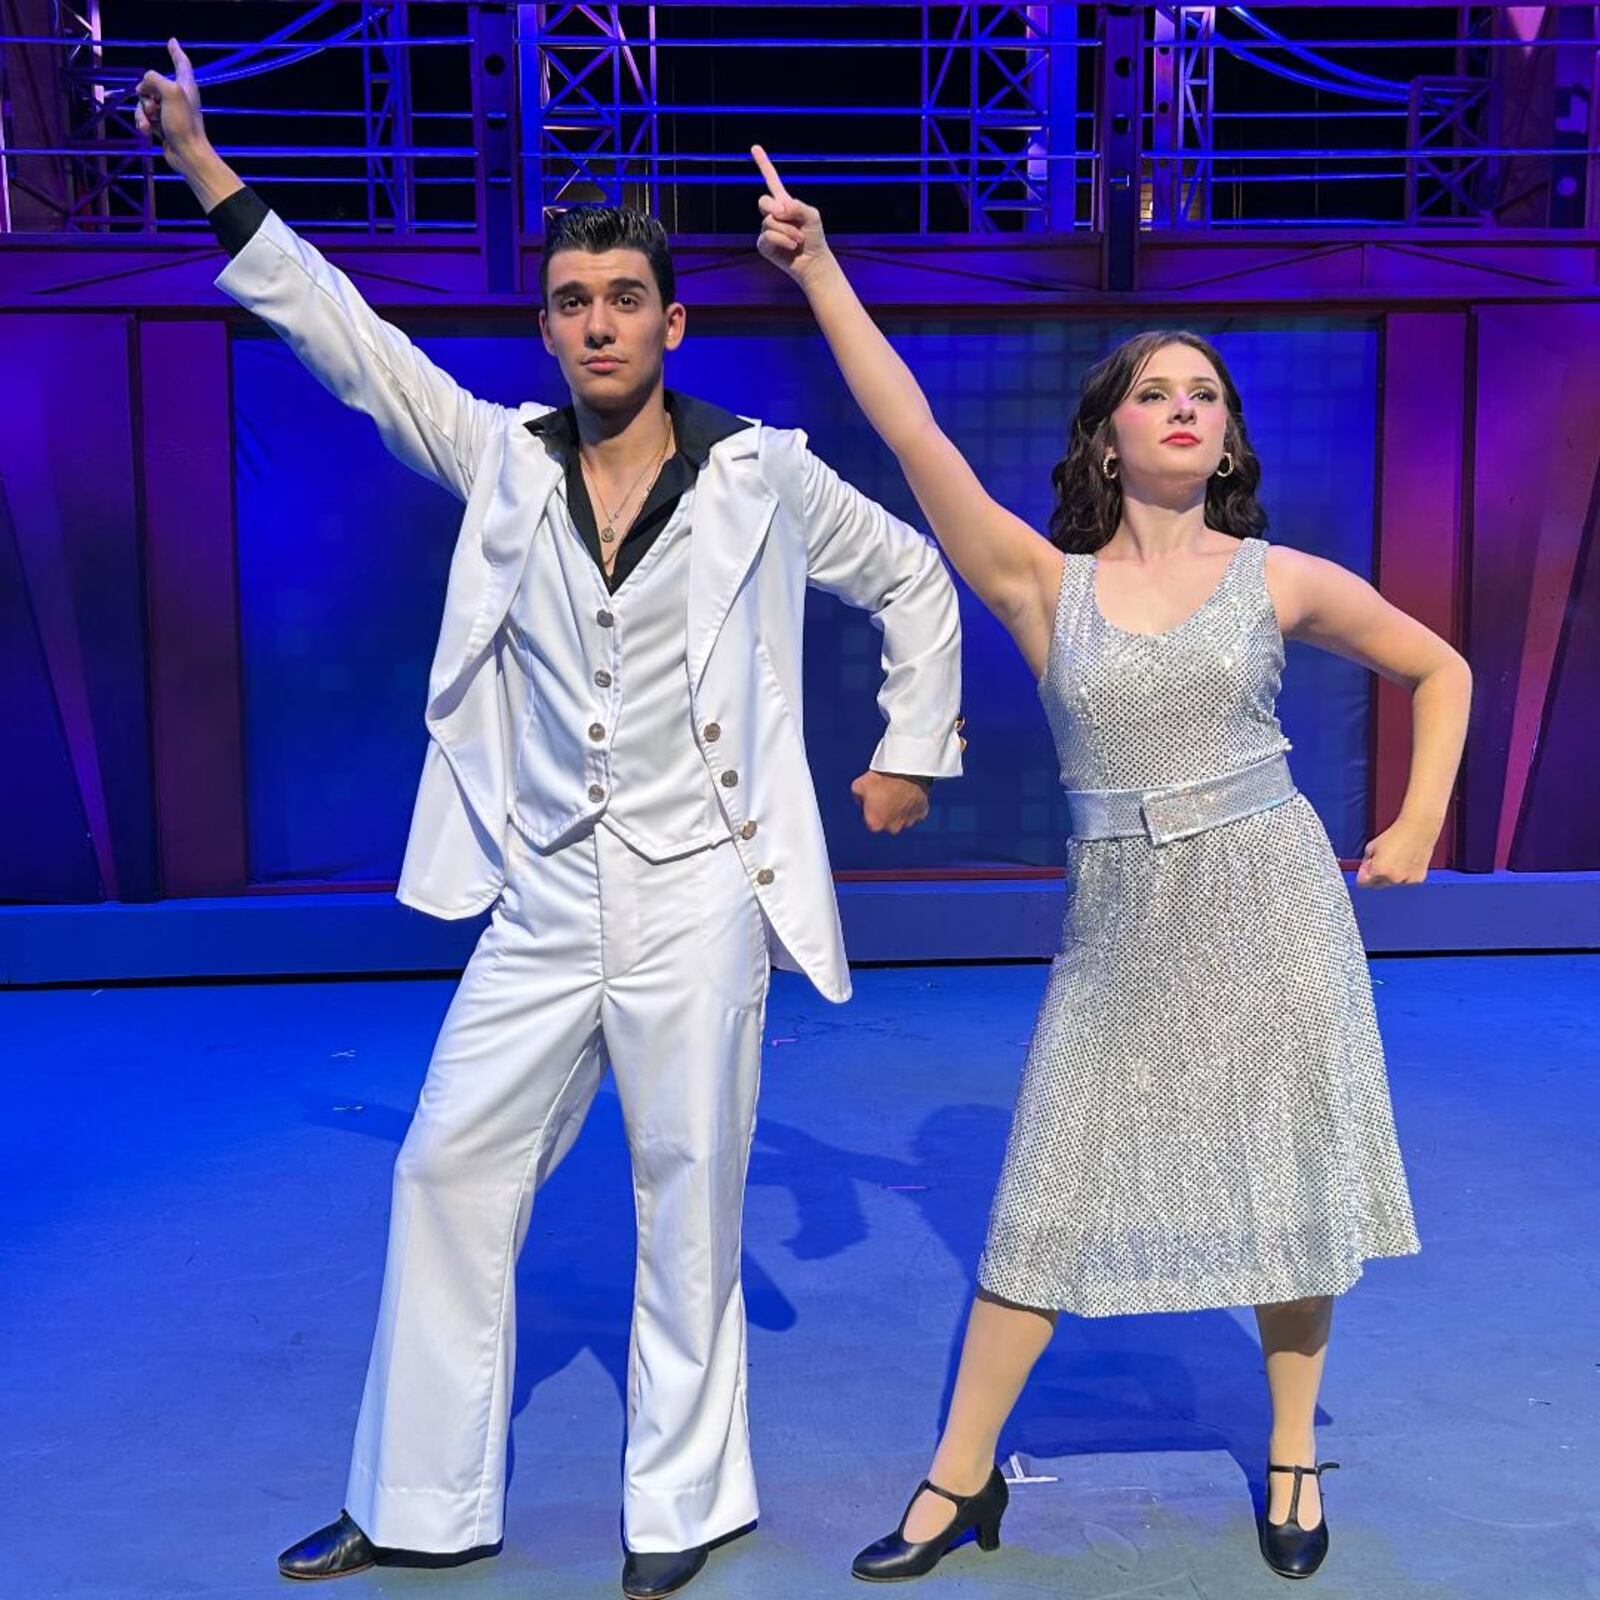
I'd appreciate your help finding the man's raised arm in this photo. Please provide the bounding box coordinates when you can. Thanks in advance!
[138,39,514,503]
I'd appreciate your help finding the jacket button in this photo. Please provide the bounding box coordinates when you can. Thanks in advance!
[756,868,775,886]
[720,770,739,788]
[596,609,615,628]
[594,670,612,688]
[703,722,722,743]
[588,723,606,742]
[588,783,606,802]
[739,820,758,840]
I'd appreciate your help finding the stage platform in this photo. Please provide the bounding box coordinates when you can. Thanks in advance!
[2,870,1597,985]
[0,953,1591,1600]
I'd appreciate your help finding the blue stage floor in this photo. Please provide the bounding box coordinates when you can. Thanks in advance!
[2,955,1594,1599]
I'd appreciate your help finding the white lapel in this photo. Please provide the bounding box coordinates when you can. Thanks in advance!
[463,415,566,657]
[686,429,778,691]
[427,411,564,721]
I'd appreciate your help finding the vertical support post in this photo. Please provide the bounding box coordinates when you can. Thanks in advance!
[1181,6,1214,225]
[921,2,932,233]
[139,319,250,896]
[966,3,979,230]
[1550,4,1596,227]
[393,0,418,228]
[0,36,12,233]
[646,4,660,221]
[362,0,380,229]
[1033,2,1078,232]
[519,3,546,228]
[471,1,517,291]
[1151,7,1176,225]
[84,0,111,228]
[1591,16,1600,228]
[1098,4,1141,289]
[6,0,74,229]
[1023,4,1048,233]
[362,0,417,231]
[1376,314,1469,868]
[1152,7,1213,229]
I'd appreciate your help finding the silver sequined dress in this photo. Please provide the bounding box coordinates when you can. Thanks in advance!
[977,538,1420,1316]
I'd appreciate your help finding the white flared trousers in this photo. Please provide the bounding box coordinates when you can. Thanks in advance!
[344,823,770,1554]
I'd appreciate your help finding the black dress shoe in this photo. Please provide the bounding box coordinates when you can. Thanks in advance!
[1259,1460,1339,1579]
[277,1512,378,1581]
[621,1543,709,1599]
[851,1466,1008,1582]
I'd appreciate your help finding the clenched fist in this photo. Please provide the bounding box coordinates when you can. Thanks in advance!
[851,772,932,835]
[1354,817,1436,888]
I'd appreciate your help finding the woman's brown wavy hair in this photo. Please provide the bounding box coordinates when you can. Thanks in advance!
[1047,329,1268,554]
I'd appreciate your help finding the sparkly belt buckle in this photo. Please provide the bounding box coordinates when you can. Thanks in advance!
[1139,766,1243,845]
[1139,756,1293,845]
[1138,782,1199,846]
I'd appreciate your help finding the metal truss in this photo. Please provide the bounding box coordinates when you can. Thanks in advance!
[1406,75,1492,222]
[519,3,660,223]
[1150,5,1214,228]
[0,0,476,233]
[515,3,1067,234]
[364,0,417,229]
[48,0,150,229]
[921,4,1056,233]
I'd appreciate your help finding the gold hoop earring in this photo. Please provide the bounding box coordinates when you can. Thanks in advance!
[1214,451,1235,479]
[1101,452,1119,481]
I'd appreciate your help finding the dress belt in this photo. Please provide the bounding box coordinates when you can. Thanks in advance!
[1064,751,1297,846]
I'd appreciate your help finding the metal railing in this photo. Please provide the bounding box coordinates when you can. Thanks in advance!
[1,2,1594,238]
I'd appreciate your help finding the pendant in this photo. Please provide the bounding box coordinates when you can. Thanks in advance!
[600,525,616,544]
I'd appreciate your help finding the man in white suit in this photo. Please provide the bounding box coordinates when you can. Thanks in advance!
[140,43,962,1599]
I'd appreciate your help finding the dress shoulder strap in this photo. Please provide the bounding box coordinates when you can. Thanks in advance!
[1232,535,1282,629]
[1054,550,1095,618]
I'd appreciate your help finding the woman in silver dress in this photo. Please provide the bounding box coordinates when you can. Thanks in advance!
[751,148,1472,1584]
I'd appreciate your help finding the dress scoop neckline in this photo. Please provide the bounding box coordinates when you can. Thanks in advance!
[1090,537,1253,641]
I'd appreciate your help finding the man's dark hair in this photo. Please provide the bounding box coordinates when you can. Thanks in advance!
[539,206,676,308]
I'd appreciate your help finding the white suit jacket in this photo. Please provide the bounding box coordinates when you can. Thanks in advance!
[214,212,964,1003]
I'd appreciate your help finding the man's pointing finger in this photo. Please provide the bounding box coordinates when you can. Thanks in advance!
[169,38,197,89]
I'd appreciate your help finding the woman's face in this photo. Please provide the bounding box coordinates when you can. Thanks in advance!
[1108,341,1229,490]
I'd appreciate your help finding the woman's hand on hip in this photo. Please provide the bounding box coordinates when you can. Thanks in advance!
[1355,817,1436,887]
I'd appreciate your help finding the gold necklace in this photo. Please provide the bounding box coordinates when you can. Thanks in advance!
[581,418,675,548]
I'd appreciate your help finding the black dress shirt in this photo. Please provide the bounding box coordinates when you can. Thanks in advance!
[522,394,743,593]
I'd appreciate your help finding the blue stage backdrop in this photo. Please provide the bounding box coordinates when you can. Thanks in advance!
[234,314,1376,883]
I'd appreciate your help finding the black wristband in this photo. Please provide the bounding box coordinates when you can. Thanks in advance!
[207,186,269,257]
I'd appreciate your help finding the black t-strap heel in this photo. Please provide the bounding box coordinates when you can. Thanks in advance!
[1260,1460,1340,1580]
[851,1467,1009,1582]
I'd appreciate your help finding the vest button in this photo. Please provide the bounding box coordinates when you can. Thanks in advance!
[720,770,739,788]
[756,868,775,887]
[596,609,615,628]
[594,670,612,688]
[588,784,606,802]
[588,723,606,742]
[739,820,758,840]
[703,722,722,743]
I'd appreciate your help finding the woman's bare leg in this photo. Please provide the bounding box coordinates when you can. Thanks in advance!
[900,1289,1059,1541]
[1255,1295,1334,1527]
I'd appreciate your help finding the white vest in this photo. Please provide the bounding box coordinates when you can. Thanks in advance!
[504,482,726,861]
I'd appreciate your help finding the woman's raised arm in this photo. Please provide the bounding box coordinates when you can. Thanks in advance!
[752,146,1061,661]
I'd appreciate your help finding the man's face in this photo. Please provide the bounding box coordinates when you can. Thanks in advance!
[539,247,686,412]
